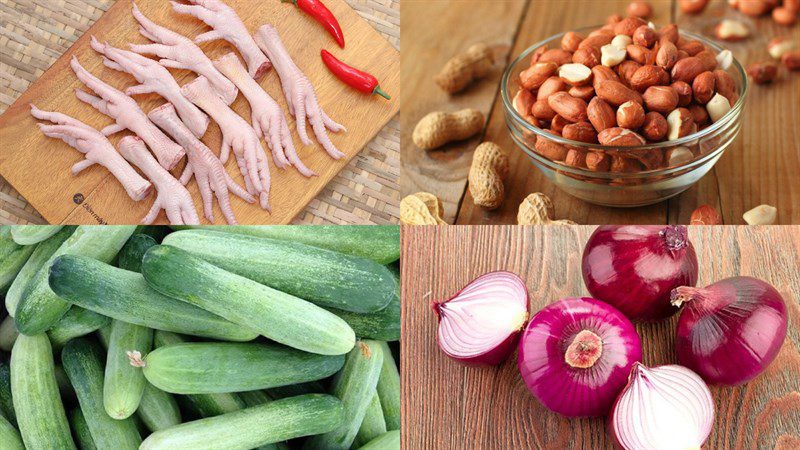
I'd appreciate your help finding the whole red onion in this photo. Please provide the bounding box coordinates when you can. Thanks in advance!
[433,271,529,366]
[582,225,698,321]
[672,276,788,385]
[518,297,642,417]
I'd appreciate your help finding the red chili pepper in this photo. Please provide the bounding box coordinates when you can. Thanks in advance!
[320,50,390,100]
[283,0,345,48]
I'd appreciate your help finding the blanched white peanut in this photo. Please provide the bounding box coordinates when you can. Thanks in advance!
[706,93,731,122]
[601,44,627,67]
[611,35,632,50]
[743,204,777,225]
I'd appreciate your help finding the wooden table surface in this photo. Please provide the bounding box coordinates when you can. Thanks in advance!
[401,225,800,450]
[400,0,800,225]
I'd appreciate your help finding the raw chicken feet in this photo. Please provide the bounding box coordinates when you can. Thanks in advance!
[148,102,254,224]
[213,52,315,177]
[30,105,152,201]
[70,56,185,170]
[90,36,210,138]
[171,0,270,79]
[130,2,238,105]
[181,76,272,211]
[254,25,346,160]
[118,136,200,224]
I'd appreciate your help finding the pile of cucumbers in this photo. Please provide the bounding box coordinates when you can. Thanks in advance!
[0,225,400,450]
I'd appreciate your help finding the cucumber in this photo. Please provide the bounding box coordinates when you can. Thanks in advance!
[0,359,15,427]
[0,413,24,450]
[5,226,74,317]
[142,245,355,355]
[61,338,141,449]
[47,307,111,350]
[104,320,153,419]
[237,391,289,450]
[10,334,76,449]
[0,316,18,351]
[138,383,181,432]
[357,430,400,450]
[266,381,325,400]
[175,225,400,264]
[15,225,136,335]
[10,225,64,245]
[353,392,387,448]
[118,234,158,272]
[0,229,36,295]
[325,293,400,341]
[142,342,344,394]
[69,408,97,450]
[304,340,384,450]
[48,255,257,342]
[376,342,401,431]
[54,365,76,403]
[141,394,345,450]
[163,230,395,313]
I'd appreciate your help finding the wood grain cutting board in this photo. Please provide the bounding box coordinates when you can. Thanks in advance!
[0,0,399,224]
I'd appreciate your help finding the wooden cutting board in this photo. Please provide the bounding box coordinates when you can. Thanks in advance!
[0,0,399,224]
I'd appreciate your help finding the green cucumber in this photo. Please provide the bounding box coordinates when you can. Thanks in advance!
[325,293,400,341]
[141,394,345,450]
[48,255,256,341]
[54,365,76,403]
[141,245,355,355]
[138,383,181,432]
[357,430,400,450]
[118,234,157,272]
[16,225,135,334]
[176,225,400,264]
[47,307,111,350]
[237,391,289,450]
[69,408,97,450]
[0,316,18,351]
[354,392,387,448]
[61,338,141,449]
[0,359,15,427]
[142,342,344,394]
[162,230,395,313]
[104,320,153,419]
[0,413,24,450]
[376,341,401,431]
[266,381,325,400]
[305,340,384,450]
[0,229,36,295]
[5,226,75,317]
[10,334,76,449]
[10,225,64,245]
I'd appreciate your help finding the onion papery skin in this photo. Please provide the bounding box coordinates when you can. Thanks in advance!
[433,271,529,366]
[582,225,699,321]
[517,297,642,417]
[673,276,788,385]
[611,363,714,450]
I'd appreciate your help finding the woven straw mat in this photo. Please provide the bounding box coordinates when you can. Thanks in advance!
[0,0,400,225]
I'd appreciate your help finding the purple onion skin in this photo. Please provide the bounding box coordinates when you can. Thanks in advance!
[518,297,642,417]
[675,276,788,385]
[582,225,699,321]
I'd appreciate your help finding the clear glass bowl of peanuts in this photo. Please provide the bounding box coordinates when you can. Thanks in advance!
[501,23,748,207]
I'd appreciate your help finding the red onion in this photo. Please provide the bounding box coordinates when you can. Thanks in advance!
[672,276,788,385]
[517,297,642,417]
[611,363,714,450]
[582,225,699,321]
[432,271,529,366]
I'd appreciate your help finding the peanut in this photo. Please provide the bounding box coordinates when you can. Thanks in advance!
[412,109,484,150]
[435,43,494,94]
[517,193,577,225]
[400,192,447,225]
[690,204,723,224]
[468,142,509,209]
[743,204,777,225]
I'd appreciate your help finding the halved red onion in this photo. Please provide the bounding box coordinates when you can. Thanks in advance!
[672,276,788,385]
[432,271,529,366]
[612,363,714,450]
[518,297,642,417]
[582,225,698,321]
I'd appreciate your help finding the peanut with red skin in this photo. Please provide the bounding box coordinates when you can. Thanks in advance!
[671,80,693,106]
[782,51,800,70]
[540,49,575,66]
[692,71,716,104]
[587,97,617,132]
[547,92,589,122]
[641,111,668,141]
[746,62,778,84]
[690,204,722,225]
[627,1,653,19]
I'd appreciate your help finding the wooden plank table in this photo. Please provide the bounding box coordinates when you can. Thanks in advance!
[401,225,800,449]
[401,0,800,225]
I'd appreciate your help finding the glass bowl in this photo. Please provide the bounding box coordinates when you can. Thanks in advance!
[501,26,748,207]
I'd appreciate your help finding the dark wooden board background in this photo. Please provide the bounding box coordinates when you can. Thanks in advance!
[401,225,800,449]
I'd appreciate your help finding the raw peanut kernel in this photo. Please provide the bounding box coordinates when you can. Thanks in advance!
[469,142,509,209]
[611,34,633,50]
[656,42,679,70]
[715,49,733,70]
[532,99,557,121]
[548,92,589,122]
[642,111,668,141]
[671,57,705,83]
[537,77,567,101]
[598,127,646,146]
[627,1,653,19]
[540,49,574,66]
[569,85,595,102]
[667,108,695,140]
[596,80,642,106]
[626,44,653,65]
[630,65,669,92]
[679,0,709,14]
[692,71,716,104]
[706,93,732,122]
[534,136,568,160]
[513,89,536,122]
[690,204,722,225]
[614,17,648,36]
[746,62,778,84]
[671,80,693,106]
[616,101,646,130]
[715,20,750,41]
[559,63,593,86]
[659,24,679,44]
[633,25,657,48]
[743,204,777,225]
[573,47,602,67]
[768,37,796,59]
[586,152,611,171]
[695,50,718,72]
[562,32,585,52]
[781,51,800,70]
[643,86,679,113]
[520,61,559,90]
[665,146,694,167]
[551,115,569,133]
[562,121,598,143]
[587,97,617,132]
[601,44,627,67]
[689,104,710,127]
[772,7,798,26]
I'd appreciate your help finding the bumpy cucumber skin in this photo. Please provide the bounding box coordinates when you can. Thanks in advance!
[0,359,16,427]
[141,245,355,355]
[0,413,24,450]
[266,381,325,400]
[304,340,385,450]
[48,255,257,341]
[69,408,98,450]
[325,293,400,341]
[16,226,135,335]
[142,342,344,394]
[357,430,400,450]
[10,334,76,450]
[62,338,141,449]
[0,228,37,295]
[5,226,75,317]
[163,230,395,313]
[174,225,400,264]
[117,234,157,272]
[47,307,111,350]
[353,392,387,447]
[9,225,64,245]
[104,320,153,419]
[141,394,345,450]
[238,391,289,450]
[137,383,181,432]
[376,341,401,431]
